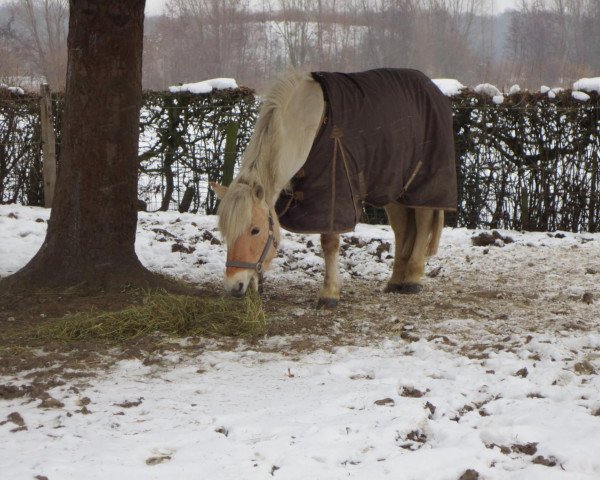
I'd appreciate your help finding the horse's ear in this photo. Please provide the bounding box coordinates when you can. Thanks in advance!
[253,184,265,201]
[209,182,228,199]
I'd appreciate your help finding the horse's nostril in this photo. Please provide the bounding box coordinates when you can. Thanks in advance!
[237,282,244,292]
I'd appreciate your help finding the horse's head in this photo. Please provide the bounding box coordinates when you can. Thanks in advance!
[210,181,280,296]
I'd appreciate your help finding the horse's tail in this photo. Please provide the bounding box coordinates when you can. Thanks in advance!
[399,208,444,259]
[426,209,444,257]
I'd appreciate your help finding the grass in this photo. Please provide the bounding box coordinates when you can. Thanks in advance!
[30,289,267,343]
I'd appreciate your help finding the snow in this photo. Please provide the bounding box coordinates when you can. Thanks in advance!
[548,88,564,99]
[422,78,598,100]
[474,83,502,97]
[573,77,600,93]
[1,205,600,479]
[572,91,591,102]
[0,84,25,95]
[432,79,466,97]
[169,78,238,94]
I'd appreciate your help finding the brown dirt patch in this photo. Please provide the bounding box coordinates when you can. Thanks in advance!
[0,286,225,386]
[1,257,598,387]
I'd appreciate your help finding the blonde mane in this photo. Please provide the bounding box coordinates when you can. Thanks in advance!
[238,70,308,200]
[218,70,322,244]
[217,182,255,245]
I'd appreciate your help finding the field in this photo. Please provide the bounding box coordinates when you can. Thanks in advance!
[1,205,599,479]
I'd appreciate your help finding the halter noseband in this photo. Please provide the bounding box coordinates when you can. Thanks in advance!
[226,211,278,276]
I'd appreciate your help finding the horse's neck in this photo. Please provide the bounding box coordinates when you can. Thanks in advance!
[273,77,324,201]
[242,76,324,206]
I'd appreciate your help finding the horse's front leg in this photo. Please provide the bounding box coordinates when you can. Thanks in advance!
[318,233,340,308]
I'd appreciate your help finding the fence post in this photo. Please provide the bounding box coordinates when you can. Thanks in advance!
[222,121,239,186]
[39,83,57,208]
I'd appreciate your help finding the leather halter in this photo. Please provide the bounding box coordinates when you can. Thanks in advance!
[226,211,278,276]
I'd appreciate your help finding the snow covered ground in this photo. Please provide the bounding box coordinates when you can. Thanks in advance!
[1,204,599,479]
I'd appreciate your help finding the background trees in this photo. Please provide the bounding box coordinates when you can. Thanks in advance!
[3,0,599,91]
[6,0,68,90]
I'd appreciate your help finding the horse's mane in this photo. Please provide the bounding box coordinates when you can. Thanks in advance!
[217,182,254,245]
[239,69,307,198]
[218,70,307,244]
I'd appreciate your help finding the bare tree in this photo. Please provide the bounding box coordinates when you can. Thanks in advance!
[581,0,600,72]
[0,10,20,83]
[165,0,254,82]
[10,0,68,90]
[269,0,317,68]
[504,0,599,87]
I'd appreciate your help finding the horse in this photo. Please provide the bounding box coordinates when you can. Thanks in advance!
[211,68,456,307]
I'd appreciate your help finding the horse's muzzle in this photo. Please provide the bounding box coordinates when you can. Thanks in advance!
[224,269,256,297]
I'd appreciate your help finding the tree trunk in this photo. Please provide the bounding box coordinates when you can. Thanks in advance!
[3,0,167,290]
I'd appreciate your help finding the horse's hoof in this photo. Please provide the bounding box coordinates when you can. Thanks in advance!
[400,283,423,294]
[385,283,423,294]
[317,297,339,309]
[384,283,404,293]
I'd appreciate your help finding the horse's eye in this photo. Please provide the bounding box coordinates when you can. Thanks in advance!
[251,227,260,236]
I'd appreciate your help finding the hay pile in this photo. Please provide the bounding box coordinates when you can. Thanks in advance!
[33,290,266,343]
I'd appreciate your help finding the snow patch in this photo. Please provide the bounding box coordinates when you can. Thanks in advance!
[1,206,600,479]
[432,79,466,97]
[548,88,564,99]
[169,78,238,94]
[572,90,591,102]
[474,83,502,97]
[573,77,600,93]
[0,84,25,95]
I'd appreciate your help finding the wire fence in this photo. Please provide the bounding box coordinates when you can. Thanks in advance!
[1,87,599,232]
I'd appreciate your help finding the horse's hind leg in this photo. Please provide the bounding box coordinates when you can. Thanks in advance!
[384,203,411,292]
[385,205,443,294]
[318,233,340,308]
[401,208,436,293]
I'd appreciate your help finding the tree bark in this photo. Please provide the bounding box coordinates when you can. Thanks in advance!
[3,0,168,291]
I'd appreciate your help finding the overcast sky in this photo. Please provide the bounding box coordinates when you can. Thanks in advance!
[144,0,520,16]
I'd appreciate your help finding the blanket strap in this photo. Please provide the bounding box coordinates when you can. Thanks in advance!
[331,127,361,226]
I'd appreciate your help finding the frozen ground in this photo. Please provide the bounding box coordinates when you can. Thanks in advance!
[1,205,599,479]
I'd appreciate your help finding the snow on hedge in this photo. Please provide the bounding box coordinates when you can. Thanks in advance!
[433,77,599,101]
[572,90,591,102]
[169,78,238,94]
[573,77,600,93]
[432,78,466,97]
[0,84,25,95]
[548,88,564,99]
[474,83,502,97]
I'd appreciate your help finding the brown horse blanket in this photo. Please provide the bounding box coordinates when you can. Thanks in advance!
[276,68,457,234]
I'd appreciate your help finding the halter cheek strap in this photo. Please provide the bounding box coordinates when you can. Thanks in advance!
[226,212,279,276]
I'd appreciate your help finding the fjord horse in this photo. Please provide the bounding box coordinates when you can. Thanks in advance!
[211,69,453,307]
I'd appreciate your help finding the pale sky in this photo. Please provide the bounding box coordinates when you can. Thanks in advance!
[145,0,167,16]
[491,0,519,13]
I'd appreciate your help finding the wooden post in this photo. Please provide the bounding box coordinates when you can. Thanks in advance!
[39,83,57,208]
[178,186,195,213]
[222,122,239,186]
